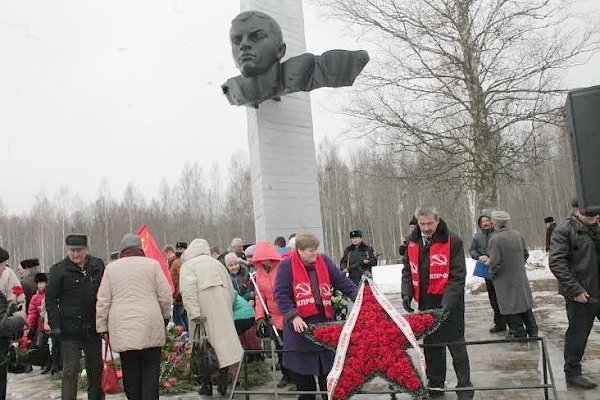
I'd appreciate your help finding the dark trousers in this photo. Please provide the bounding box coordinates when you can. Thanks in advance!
[120,347,161,400]
[295,373,327,400]
[424,336,473,398]
[0,360,6,400]
[485,279,507,327]
[507,309,538,338]
[51,336,62,371]
[62,337,104,400]
[564,300,600,377]
[276,330,291,380]
[172,305,188,332]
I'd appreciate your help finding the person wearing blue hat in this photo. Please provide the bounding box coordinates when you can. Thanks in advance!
[340,229,377,285]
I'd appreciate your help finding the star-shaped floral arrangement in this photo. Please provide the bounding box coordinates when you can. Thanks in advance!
[303,278,446,399]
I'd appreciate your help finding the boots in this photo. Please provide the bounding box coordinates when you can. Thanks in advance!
[217,369,228,395]
[197,379,213,395]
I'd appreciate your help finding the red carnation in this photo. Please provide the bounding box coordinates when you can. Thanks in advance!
[11,285,24,297]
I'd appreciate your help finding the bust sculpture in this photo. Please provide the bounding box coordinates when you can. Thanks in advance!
[222,11,370,108]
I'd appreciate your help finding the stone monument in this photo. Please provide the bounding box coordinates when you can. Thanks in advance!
[224,1,369,244]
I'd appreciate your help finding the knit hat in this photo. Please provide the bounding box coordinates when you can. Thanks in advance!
[34,273,48,283]
[224,252,239,265]
[491,210,511,224]
[0,247,9,264]
[244,245,256,258]
[544,216,554,224]
[120,234,142,251]
[231,238,244,247]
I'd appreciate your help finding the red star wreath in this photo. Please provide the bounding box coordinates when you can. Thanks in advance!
[303,278,446,399]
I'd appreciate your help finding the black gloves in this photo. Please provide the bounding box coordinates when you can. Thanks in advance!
[402,295,414,313]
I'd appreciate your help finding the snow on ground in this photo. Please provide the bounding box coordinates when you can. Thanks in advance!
[373,249,555,295]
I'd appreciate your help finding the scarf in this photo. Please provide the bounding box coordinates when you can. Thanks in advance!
[407,237,451,303]
[290,251,333,319]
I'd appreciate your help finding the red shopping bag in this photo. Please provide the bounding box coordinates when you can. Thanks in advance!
[101,338,121,394]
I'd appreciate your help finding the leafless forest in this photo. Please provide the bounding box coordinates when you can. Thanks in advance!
[1,0,597,269]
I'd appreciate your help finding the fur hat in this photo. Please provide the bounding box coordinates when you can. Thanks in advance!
[20,258,40,269]
[176,242,188,250]
[224,252,239,265]
[350,230,363,238]
[120,234,142,252]
[0,247,9,264]
[66,234,88,249]
[34,273,48,283]
[544,216,554,224]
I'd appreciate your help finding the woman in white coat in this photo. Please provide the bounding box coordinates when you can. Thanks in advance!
[96,234,172,400]
[180,238,243,396]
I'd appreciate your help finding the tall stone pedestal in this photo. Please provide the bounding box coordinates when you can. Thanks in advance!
[240,0,324,244]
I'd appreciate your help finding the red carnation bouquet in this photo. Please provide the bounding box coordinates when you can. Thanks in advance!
[11,285,24,298]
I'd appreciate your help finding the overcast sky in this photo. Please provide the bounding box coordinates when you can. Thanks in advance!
[1,0,599,214]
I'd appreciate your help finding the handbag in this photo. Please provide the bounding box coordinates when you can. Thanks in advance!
[191,320,219,382]
[101,338,121,394]
[473,260,490,279]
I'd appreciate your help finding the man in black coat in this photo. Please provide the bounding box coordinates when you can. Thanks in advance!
[469,210,507,333]
[0,247,27,400]
[46,234,105,400]
[549,205,600,389]
[340,230,377,285]
[544,216,556,252]
[401,206,473,399]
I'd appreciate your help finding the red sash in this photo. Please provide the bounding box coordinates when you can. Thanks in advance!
[407,238,451,303]
[290,252,333,319]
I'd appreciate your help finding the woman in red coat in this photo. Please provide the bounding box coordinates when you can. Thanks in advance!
[252,240,292,388]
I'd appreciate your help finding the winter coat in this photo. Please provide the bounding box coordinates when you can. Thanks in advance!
[546,222,557,252]
[233,293,255,320]
[180,239,243,368]
[21,274,37,311]
[487,227,533,314]
[229,267,255,302]
[549,215,600,303]
[274,253,357,376]
[0,267,26,309]
[340,242,377,284]
[45,255,105,340]
[26,289,45,332]
[401,219,467,342]
[0,291,26,364]
[469,211,495,260]
[252,241,284,330]
[169,257,184,307]
[95,255,172,353]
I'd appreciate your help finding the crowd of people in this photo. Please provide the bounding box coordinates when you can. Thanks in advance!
[0,199,598,400]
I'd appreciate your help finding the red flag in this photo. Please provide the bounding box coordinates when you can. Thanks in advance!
[136,224,175,294]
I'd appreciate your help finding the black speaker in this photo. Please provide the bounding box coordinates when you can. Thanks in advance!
[565,85,600,213]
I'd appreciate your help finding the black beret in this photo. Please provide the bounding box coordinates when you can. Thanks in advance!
[66,234,88,248]
[0,247,8,264]
[20,258,40,269]
[349,230,363,238]
[176,242,188,249]
[34,273,48,283]
[544,216,554,224]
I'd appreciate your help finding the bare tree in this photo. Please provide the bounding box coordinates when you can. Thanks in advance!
[317,0,599,211]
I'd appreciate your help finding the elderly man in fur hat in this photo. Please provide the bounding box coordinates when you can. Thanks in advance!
[485,211,537,339]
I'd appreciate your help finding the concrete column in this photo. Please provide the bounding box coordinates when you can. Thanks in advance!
[239,0,324,245]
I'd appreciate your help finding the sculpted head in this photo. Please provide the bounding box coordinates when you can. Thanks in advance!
[230,11,286,77]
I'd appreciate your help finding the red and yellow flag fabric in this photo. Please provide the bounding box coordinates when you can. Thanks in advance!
[137,224,175,294]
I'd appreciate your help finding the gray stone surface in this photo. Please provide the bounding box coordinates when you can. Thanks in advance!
[240,0,324,245]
